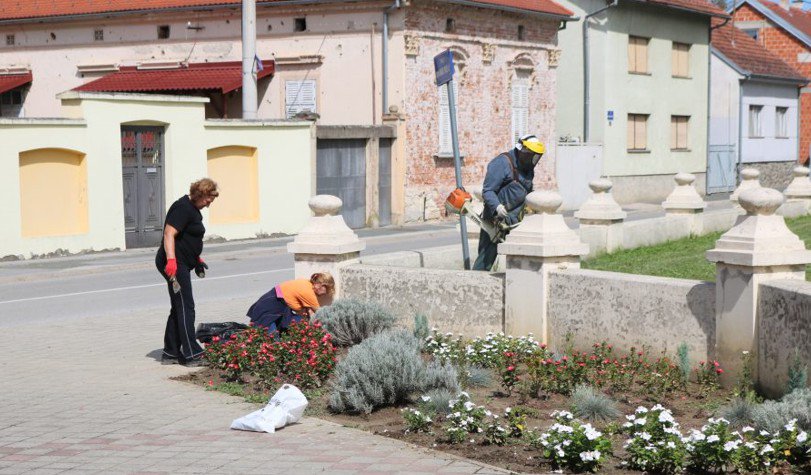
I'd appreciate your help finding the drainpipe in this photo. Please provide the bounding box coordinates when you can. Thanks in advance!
[241,0,258,119]
[737,76,748,183]
[382,0,401,117]
[583,0,617,143]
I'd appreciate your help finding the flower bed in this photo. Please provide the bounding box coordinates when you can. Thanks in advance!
[179,326,811,474]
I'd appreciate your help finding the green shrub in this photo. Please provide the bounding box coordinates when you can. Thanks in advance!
[676,342,690,383]
[465,365,493,388]
[752,388,811,432]
[329,330,425,414]
[719,397,757,428]
[315,299,396,346]
[570,385,621,422]
[419,389,455,416]
[423,360,460,394]
[413,314,430,341]
[786,349,808,395]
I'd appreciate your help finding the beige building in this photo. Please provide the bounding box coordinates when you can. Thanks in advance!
[0,0,573,233]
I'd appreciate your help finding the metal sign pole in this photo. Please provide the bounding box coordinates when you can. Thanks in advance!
[447,79,471,269]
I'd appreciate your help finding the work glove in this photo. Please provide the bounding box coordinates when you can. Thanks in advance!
[195,257,208,278]
[164,258,177,278]
[495,204,509,219]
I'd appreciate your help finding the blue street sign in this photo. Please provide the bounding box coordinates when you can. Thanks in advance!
[434,50,455,86]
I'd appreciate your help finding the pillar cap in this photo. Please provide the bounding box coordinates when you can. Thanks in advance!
[499,190,589,258]
[784,166,811,199]
[707,187,810,267]
[730,168,762,203]
[574,178,626,221]
[287,194,366,255]
[662,172,706,211]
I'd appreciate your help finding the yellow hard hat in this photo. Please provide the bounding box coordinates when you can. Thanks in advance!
[519,134,545,155]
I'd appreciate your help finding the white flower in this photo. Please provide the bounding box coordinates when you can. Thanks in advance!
[760,444,773,455]
[636,406,649,414]
[463,401,475,411]
[579,450,601,462]
[584,425,602,441]
[707,435,720,443]
[667,441,676,449]
[421,395,431,402]
[651,404,665,411]
[760,430,770,437]
[742,426,754,433]
[622,422,633,429]
[640,432,652,441]
[785,419,797,432]
[626,415,636,421]
[798,431,807,443]
[724,441,740,452]
[658,411,675,424]
[459,391,470,398]
[635,418,647,425]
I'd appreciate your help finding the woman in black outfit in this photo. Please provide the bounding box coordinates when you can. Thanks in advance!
[155,178,219,366]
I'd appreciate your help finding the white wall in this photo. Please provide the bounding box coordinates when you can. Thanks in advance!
[709,54,742,148]
[741,82,800,163]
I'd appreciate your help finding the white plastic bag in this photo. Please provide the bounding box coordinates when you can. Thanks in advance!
[230,384,309,433]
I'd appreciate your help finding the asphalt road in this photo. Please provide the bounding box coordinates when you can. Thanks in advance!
[0,223,460,327]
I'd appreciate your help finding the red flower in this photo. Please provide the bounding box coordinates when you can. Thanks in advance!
[716,368,724,374]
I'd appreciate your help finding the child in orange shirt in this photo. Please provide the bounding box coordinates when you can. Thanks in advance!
[247,272,334,334]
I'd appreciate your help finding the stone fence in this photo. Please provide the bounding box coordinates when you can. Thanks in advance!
[288,167,811,397]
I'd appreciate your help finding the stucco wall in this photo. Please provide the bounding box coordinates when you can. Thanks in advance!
[757,279,811,397]
[547,269,716,361]
[340,263,504,335]
[401,1,559,222]
[0,92,314,258]
[741,82,801,163]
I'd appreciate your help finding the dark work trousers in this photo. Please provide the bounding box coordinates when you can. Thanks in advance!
[473,228,498,271]
[247,288,304,336]
[156,260,204,361]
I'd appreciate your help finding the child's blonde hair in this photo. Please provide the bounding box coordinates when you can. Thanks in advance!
[310,272,335,296]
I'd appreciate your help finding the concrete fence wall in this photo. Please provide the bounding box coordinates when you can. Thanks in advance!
[546,269,716,363]
[340,264,504,336]
[757,280,811,397]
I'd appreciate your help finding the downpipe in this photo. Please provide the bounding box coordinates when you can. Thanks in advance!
[382,0,401,116]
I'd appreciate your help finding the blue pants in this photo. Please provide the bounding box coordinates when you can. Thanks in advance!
[246,288,304,335]
[473,228,498,271]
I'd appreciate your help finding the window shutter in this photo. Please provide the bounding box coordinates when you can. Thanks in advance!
[285,80,317,118]
[511,77,529,143]
[678,118,687,148]
[637,116,647,150]
[628,115,636,149]
[670,117,677,149]
[628,38,637,72]
[638,39,648,74]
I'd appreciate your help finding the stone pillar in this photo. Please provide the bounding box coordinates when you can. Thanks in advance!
[730,168,761,206]
[499,190,589,342]
[287,195,366,298]
[706,187,811,385]
[575,178,626,257]
[662,172,706,235]
[783,166,811,213]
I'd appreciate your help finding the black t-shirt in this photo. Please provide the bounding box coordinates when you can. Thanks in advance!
[156,195,205,268]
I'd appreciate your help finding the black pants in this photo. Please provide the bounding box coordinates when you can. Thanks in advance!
[156,257,203,361]
[473,228,498,271]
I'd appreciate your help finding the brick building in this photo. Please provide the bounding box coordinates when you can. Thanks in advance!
[731,0,811,164]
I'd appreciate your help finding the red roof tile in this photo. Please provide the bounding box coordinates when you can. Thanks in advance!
[74,61,274,94]
[631,0,729,17]
[0,72,32,94]
[712,19,806,81]
[761,0,811,38]
[0,0,573,21]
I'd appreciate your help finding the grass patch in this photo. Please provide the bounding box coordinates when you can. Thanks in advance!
[582,215,811,281]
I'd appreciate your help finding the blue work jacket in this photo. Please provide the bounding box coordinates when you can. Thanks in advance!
[480,149,534,223]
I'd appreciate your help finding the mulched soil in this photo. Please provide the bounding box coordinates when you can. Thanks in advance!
[175,368,806,474]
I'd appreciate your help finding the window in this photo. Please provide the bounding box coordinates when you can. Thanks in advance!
[628,36,649,74]
[294,18,307,32]
[511,73,530,143]
[445,18,455,33]
[0,89,23,117]
[438,80,459,156]
[518,25,525,40]
[749,105,763,137]
[5,34,14,46]
[94,29,104,41]
[627,114,648,151]
[672,42,690,77]
[285,79,317,118]
[743,29,759,41]
[671,116,689,150]
[776,107,789,138]
[157,25,170,39]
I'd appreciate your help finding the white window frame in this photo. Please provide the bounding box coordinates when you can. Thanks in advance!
[775,106,789,138]
[749,105,763,138]
[511,73,530,144]
[285,79,317,119]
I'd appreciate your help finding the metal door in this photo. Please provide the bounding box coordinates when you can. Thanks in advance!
[316,139,367,228]
[556,143,604,210]
[707,144,737,194]
[378,139,392,227]
[121,126,165,248]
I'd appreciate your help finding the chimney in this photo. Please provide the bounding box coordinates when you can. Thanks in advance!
[791,0,804,10]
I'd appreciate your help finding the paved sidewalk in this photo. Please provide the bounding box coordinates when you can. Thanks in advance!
[0,298,508,474]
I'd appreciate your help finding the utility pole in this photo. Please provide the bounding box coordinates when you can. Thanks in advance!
[241,0,258,119]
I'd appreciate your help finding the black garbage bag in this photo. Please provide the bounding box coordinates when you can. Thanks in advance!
[196,322,249,344]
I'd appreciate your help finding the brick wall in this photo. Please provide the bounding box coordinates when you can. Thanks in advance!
[733,4,810,163]
[401,1,559,222]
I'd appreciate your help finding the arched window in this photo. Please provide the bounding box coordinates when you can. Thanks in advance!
[437,48,469,156]
[509,54,536,144]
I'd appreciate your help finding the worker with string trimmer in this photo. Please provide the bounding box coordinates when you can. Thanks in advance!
[472,134,545,271]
